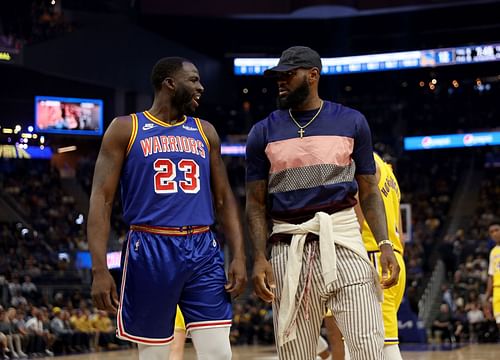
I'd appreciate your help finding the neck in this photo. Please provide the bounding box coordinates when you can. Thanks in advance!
[149,96,183,124]
[291,95,322,111]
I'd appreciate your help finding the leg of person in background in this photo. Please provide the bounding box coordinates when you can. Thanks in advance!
[379,252,405,360]
[0,333,8,360]
[324,314,350,360]
[170,330,186,360]
[316,335,331,360]
[12,334,27,358]
[169,306,186,360]
[324,255,406,360]
[138,343,171,360]
[190,327,231,360]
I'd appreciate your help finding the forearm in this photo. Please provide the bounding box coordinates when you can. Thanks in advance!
[215,191,246,260]
[246,202,268,259]
[87,193,113,272]
[486,276,493,298]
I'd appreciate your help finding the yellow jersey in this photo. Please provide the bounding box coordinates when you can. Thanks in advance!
[362,153,403,254]
[488,245,500,287]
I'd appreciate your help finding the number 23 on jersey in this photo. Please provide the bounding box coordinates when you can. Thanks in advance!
[153,158,200,194]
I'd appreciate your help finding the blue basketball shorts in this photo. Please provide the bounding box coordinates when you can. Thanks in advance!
[116,227,232,345]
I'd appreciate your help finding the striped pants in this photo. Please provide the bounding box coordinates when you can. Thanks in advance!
[271,242,385,360]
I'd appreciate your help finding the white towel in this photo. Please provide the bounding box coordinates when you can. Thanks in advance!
[272,208,382,347]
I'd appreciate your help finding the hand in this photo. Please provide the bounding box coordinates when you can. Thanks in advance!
[225,257,247,298]
[252,255,275,303]
[91,269,119,314]
[379,245,400,289]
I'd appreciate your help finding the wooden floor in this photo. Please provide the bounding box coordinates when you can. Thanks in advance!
[47,343,500,359]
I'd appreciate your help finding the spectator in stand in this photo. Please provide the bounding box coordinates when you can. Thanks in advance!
[7,276,21,300]
[466,302,484,343]
[11,309,29,355]
[0,328,8,360]
[0,306,13,359]
[24,307,54,357]
[69,309,92,351]
[2,307,27,359]
[20,276,38,303]
[49,307,74,354]
[431,303,454,343]
[9,289,27,309]
[91,310,118,351]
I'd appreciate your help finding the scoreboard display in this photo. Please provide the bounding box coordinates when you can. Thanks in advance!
[234,43,500,75]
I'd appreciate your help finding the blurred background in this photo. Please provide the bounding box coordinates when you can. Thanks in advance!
[0,0,499,357]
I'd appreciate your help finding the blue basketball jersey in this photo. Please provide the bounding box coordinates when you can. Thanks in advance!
[120,111,214,227]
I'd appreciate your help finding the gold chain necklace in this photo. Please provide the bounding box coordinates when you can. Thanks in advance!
[288,100,324,138]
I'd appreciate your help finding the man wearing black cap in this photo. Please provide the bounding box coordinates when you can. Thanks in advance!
[245,46,399,359]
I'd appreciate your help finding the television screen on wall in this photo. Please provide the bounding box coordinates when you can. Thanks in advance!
[35,96,103,136]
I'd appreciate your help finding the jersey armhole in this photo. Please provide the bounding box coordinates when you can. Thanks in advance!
[125,113,138,156]
[194,117,211,152]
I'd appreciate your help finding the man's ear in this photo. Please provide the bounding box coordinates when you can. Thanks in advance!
[162,77,175,91]
[309,68,320,83]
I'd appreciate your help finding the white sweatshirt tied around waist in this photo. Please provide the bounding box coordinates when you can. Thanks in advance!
[271,207,382,347]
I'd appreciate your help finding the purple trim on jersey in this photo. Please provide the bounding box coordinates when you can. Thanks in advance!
[246,101,375,222]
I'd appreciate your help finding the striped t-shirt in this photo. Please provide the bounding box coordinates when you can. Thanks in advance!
[246,100,375,224]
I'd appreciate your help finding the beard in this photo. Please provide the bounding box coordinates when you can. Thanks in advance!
[172,85,196,116]
[277,76,310,110]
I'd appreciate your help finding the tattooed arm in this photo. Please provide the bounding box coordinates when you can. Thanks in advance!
[246,179,275,303]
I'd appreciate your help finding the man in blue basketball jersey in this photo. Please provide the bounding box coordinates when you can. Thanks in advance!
[246,46,399,360]
[88,57,247,360]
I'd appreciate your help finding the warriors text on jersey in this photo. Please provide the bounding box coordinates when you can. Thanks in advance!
[120,111,214,227]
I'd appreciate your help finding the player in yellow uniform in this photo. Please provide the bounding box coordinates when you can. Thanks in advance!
[358,153,406,359]
[485,221,500,332]
[323,153,406,360]
[170,306,187,360]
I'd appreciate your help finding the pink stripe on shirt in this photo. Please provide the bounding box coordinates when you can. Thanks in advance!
[265,135,354,173]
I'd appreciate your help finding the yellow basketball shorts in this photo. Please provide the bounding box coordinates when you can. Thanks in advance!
[367,250,406,345]
[494,288,500,324]
[175,305,186,332]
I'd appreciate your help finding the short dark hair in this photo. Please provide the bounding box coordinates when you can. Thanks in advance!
[151,57,191,92]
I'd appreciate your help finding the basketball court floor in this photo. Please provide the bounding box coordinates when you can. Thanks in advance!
[47,343,500,359]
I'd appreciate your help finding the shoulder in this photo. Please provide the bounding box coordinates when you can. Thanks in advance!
[248,110,286,137]
[106,114,134,135]
[101,114,135,149]
[196,118,220,149]
[197,118,217,139]
[327,101,366,121]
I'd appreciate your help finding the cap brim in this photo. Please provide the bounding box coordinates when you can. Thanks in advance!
[263,64,301,77]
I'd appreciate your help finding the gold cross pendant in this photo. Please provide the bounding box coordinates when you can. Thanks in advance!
[298,128,305,138]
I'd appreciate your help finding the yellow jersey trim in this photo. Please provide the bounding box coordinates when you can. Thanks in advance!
[143,111,187,127]
[126,114,138,156]
[194,117,211,152]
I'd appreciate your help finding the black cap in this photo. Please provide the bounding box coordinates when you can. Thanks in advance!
[264,46,322,77]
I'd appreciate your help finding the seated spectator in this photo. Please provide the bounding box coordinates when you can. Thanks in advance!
[431,303,455,343]
[49,307,74,355]
[2,307,27,359]
[466,302,484,343]
[20,276,38,303]
[69,309,93,351]
[24,307,53,357]
[91,310,118,351]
